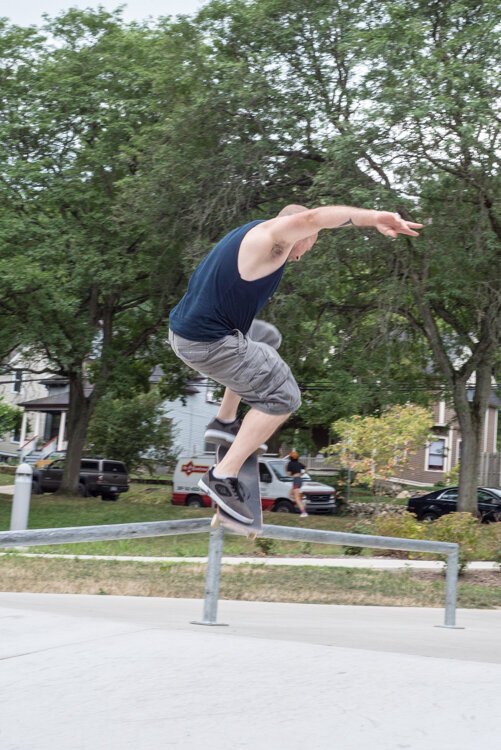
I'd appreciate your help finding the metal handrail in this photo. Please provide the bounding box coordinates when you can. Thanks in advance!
[0,518,211,547]
[0,517,460,629]
[197,524,460,629]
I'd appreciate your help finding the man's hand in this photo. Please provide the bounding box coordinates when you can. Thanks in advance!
[373,211,423,239]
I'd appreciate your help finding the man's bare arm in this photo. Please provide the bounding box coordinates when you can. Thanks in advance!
[238,206,423,280]
[269,206,423,243]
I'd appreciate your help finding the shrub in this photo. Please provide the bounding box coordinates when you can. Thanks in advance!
[373,512,425,558]
[426,512,482,573]
[254,537,275,555]
[354,510,498,570]
[443,463,460,486]
[374,512,425,542]
[343,521,374,556]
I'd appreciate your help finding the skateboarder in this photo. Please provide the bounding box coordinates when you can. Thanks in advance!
[168,204,422,524]
[286,450,308,517]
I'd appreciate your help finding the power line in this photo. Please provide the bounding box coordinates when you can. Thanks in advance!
[1,376,499,394]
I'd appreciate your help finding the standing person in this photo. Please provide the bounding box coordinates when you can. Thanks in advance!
[168,204,422,524]
[286,450,308,517]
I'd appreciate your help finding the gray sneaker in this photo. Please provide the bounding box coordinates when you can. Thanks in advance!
[204,418,268,453]
[198,468,254,525]
[204,417,241,446]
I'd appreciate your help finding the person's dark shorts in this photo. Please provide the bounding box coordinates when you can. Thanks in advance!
[292,476,303,489]
[168,320,301,416]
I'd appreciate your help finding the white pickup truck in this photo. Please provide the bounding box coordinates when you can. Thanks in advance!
[172,454,336,514]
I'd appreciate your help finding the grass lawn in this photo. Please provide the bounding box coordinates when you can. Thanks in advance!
[0,555,499,608]
[1,474,499,609]
[0,474,499,560]
[0,479,366,558]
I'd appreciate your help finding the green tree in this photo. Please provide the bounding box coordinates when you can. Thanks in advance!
[328,404,434,491]
[183,0,500,512]
[86,390,177,472]
[348,0,501,511]
[0,11,185,491]
[0,398,22,438]
[139,0,438,442]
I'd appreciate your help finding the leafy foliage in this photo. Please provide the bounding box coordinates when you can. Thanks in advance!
[327,404,434,489]
[0,398,22,437]
[0,11,188,490]
[86,390,177,472]
[375,510,483,573]
[1,1,499,506]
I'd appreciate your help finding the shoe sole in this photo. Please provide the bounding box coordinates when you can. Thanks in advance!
[204,429,267,453]
[198,478,254,525]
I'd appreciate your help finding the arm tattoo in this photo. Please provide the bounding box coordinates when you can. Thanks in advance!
[339,218,354,227]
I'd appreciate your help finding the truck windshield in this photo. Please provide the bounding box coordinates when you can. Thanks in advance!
[268,460,311,482]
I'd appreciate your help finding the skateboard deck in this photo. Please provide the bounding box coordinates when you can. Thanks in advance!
[211,445,263,540]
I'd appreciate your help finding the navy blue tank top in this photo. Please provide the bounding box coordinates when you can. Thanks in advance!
[169,220,285,341]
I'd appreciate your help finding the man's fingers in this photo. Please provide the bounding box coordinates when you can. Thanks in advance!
[377,217,423,238]
[397,221,423,237]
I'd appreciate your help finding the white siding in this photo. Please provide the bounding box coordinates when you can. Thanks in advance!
[163,380,220,457]
[0,353,49,456]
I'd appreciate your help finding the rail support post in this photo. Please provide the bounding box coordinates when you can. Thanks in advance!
[192,523,227,626]
[436,545,464,628]
[10,463,33,532]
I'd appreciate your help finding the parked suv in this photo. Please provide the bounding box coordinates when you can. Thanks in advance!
[31,457,129,501]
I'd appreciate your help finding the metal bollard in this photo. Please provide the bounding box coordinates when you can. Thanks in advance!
[10,463,33,531]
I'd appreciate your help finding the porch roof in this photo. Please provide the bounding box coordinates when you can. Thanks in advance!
[19,389,92,412]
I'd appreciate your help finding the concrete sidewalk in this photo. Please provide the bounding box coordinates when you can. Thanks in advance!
[1,550,498,569]
[0,593,500,750]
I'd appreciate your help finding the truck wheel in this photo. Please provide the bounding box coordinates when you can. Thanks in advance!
[186,494,204,508]
[101,492,118,501]
[274,499,296,513]
[77,482,88,498]
[32,480,42,495]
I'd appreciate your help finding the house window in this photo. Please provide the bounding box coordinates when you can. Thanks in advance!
[427,438,447,471]
[12,369,23,393]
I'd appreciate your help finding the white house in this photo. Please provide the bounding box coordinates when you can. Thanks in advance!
[0,352,220,461]
[0,353,67,460]
[148,368,220,457]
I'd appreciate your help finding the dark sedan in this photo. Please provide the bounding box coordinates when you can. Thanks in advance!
[407,486,501,522]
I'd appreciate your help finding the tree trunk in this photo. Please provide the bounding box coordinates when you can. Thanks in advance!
[453,362,492,515]
[58,371,94,495]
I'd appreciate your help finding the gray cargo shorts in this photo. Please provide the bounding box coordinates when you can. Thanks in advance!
[168,320,301,416]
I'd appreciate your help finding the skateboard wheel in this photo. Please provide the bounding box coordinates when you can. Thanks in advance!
[247,531,257,541]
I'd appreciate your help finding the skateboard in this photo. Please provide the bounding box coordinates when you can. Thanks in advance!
[210,444,263,540]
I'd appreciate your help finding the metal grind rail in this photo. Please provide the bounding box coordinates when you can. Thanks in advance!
[198,524,461,628]
[0,518,461,629]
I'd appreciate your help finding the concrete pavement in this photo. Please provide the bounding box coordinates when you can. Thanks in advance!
[1,550,498,569]
[0,592,500,750]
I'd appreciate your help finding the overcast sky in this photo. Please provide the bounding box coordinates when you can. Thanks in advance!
[3,1,210,27]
